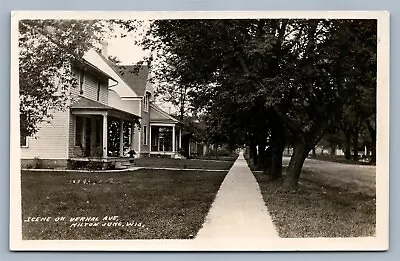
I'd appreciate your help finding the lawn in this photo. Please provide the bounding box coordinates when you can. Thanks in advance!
[21,169,227,240]
[249,160,376,238]
[308,154,375,166]
[134,156,237,170]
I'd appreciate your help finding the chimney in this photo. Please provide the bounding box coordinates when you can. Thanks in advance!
[100,40,108,57]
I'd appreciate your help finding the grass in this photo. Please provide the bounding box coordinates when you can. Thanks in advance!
[134,156,237,170]
[307,154,375,166]
[21,168,227,240]
[248,160,376,238]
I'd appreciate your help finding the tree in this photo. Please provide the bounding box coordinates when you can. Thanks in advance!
[19,19,110,138]
[131,18,376,188]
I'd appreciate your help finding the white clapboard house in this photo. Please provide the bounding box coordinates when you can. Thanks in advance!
[20,42,183,169]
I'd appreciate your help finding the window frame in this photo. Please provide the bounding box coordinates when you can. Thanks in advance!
[143,125,148,145]
[20,135,29,148]
[143,92,150,112]
[96,78,101,101]
[79,70,85,95]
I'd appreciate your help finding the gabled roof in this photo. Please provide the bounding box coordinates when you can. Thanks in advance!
[96,52,150,97]
[116,65,149,97]
[149,103,180,124]
[73,59,117,83]
[83,49,137,97]
[96,52,136,92]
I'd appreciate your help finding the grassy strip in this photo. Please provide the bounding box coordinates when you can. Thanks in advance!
[21,169,227,240]
[134,156,237,170]
[308,154,375,166]
[250,163,376,237]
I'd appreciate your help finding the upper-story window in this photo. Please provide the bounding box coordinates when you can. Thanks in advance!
[144,92,150,112]
[79,70,85,95]
[96,78,101,101]
[20,135,28,147]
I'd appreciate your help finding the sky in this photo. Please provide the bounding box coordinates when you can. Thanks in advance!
[107,36,147,64]
[106,22,149,65]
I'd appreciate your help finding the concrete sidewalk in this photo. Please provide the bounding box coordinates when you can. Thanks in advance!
[195,152,279,239]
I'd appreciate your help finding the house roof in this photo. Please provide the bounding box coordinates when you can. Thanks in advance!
[71,96,114,110]
[71,97,140,119]
[149,103,180,124]
[73,59,117,83]
[94,52,139,97]
[96,51,150,97]
[116,65,149,97]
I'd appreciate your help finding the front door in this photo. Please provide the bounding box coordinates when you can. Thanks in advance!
[85,118,92,157]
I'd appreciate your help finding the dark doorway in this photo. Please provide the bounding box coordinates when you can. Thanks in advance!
[85,118,92,156]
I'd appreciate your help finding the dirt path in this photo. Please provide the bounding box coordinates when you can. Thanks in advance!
[283,157,376,196]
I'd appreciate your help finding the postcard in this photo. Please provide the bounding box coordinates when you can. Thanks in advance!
[10,11,389,251]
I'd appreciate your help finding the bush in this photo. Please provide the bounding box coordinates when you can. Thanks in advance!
[67,160,115,170]
[33,157,44,169]
[206,148,232,157]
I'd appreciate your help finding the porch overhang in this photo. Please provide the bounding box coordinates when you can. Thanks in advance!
[149,103,182,125]
[71,97,140,121]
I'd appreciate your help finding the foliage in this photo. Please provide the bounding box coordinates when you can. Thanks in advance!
[19,19,110,138]
[107,120,133,156]
[133,18,377,187]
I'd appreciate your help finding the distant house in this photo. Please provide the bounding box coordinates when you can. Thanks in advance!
[20,42,183,169]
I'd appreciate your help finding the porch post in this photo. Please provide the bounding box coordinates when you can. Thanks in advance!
[102,114,108,159]
[149,124,152,152]
[130,122,135,151]
[119,120,124,156]
[179,128,182,150]
[172,125,176,153]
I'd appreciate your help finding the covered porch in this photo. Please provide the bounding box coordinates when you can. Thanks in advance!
[148,103,183,158]
[149,123,182,157]
[70,97,140,166]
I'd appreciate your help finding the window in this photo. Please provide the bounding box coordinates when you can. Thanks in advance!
[20,135,28,147]
[79,70,85,94]
[143,125,147,145]
[144,92,150,112]
[97,78,101,101]
[75,116,83,146]
[20,113,28,147]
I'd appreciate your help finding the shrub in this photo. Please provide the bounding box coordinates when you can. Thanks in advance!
[33,157,44,169]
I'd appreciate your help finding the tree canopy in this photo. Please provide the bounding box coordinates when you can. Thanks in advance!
[135,18,377,187]
[19,19,110,138]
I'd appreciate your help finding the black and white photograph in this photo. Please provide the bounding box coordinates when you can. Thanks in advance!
[10,11,389,251]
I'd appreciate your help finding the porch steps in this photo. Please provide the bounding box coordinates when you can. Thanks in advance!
[115,159,135,169]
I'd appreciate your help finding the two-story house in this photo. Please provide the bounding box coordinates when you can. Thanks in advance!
[20,42,182,169]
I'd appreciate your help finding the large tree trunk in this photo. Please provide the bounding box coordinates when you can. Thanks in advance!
[366,121,376,163]
[270,146,284,180]
[285,142,310,189]
[352,129,359,161]
[330,145,336,156]
[257,143,266,170]
[263,146,272,175]
[250,143,258,166]
[344,131,352,160]
[264,111,286,180]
